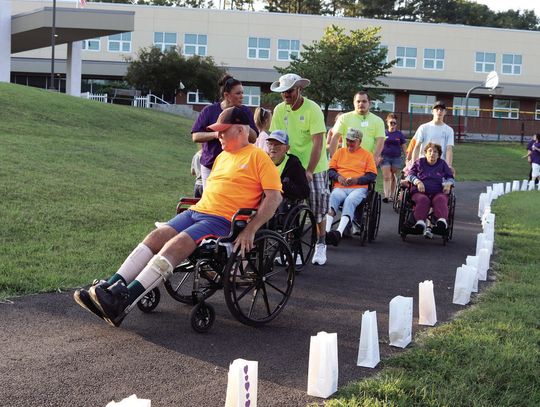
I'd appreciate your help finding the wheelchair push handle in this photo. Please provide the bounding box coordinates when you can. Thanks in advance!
[216,208,257,247]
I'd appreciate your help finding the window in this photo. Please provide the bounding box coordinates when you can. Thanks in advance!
[376,44,388,63]
[475,52,496,73]
[108,32,131,53]
[277,39,300,61]
[502,53,522,75]
[372,93,395,112]
[248,37,270,60]
[82,38,100,52]
[536,101,540,120]
[423,48,444,70]
[452,97,480,117]
[184,34,207,56]
[493,99,519,119]
[242,86,260,107]
[408,94,436,114]
[396,46,417,68]
[154,32,177,52]
[187,90,211,105]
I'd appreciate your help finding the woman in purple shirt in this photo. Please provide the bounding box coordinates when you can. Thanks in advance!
[191,74,258,188]
[381,113,407,203]
[406,142,455,235]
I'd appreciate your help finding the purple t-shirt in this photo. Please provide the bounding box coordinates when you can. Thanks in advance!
[382,130,406,158]
[528,140,540,165]
[191,102,258,168]
[408,157,454,195]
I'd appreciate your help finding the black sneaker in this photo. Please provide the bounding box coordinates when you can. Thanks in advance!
[326,230,342,247]
[74,279,110,320]
[382,197,389,203]
[413,220,426,234]
[89,281,129,327]
[436,218,448,232]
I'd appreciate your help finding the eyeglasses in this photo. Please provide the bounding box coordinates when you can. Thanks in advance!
[389,121,397,125]
[281,88,295,95]
[346,138,358,143]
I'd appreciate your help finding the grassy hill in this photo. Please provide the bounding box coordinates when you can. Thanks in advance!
[0,83,196,298]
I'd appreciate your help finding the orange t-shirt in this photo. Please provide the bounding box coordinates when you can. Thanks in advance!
[329,147,377,189]
[193,144,282,220]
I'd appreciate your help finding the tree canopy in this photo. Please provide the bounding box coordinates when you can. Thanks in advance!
[276,25,395,120]
[124,47,225,102]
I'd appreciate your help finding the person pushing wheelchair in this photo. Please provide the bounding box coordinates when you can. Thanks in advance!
[74,107,283,327]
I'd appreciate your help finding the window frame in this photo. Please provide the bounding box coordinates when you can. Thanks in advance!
[396,46,417,69]
[276,39,300,61]
[475,51,496,73]
[242,86,261,107]
[82,38,101,52]
[154,32,177,53]
[408,94,436,114]
[107,32,132,53]
[423,48,445,70]
[536,101,540,121]
[501,53,522,76]
[452,97,480,117]
[372,93,395,112]
[247,37,271,60]
[492,98,520,120]
[187,90,211,105]
[183,33,207,56]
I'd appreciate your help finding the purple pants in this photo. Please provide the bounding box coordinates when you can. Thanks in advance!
[412,192,448,222]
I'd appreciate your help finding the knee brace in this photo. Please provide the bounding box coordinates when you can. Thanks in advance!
[148,254,174,281]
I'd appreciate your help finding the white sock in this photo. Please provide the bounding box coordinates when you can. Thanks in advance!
[116,243,154,284]
[325,214,334,232]
[136,255,173,289]
[337,216,350,235]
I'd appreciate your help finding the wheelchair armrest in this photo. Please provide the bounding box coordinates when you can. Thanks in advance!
[216,208,257,246]
[176,197,201,214]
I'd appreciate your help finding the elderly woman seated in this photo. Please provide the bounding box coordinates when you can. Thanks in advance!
[405,142,455,237]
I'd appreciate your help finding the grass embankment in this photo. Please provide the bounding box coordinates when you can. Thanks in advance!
[0,83,195,298]
[326,192,540,407]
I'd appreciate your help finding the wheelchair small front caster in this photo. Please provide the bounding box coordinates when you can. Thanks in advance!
[137,287,161,313]
[190,302,215,333]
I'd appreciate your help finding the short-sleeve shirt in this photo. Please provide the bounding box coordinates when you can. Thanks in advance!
[270,97,328,174]
[528,140,540,165]
[382,130,406,158]
[191,102,258,169]
[414,122,454,161]
[192,144,282,221]
[329,147,377,189]
[333,111,385,154]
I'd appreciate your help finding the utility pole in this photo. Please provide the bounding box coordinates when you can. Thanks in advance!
[49,0,57,90]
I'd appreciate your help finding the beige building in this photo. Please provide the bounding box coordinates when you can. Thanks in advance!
[8,0,540,135]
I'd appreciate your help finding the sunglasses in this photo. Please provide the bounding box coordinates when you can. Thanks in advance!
[281,88,296,95]
[389,121,397,125]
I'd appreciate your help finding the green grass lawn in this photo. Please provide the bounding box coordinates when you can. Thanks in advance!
[323,192,540,407]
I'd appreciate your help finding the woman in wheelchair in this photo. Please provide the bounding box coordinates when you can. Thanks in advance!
[73,107,283,328]
[405,142,454,237]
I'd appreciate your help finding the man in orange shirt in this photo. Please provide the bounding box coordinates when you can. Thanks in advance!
[74,107,282,327]
[326,128,377,246]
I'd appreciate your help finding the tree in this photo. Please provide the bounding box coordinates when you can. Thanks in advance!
[276,25,396,120]
[125,47,225,102]
[265,0,323,15]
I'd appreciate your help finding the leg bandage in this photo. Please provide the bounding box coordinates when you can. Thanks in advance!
[116,243,154,284]
[337,216,350,234]
[135,255,174,290]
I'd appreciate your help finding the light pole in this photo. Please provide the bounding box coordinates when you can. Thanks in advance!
[463,71,499,135]
[49,0,57,90]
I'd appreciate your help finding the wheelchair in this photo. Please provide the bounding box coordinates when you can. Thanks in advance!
[267,199,317,270]
[398,183,456,245]
[135,198,296,333]
[331,181,381,246]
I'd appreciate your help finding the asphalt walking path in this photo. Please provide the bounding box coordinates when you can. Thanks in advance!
[0,182,488,407]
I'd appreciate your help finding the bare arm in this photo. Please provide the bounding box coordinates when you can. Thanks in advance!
[374,137,384,164]
[445,145,453,167]
[411,141,421,163]
[234,189,282,255]
[306,133,324,182]
[328,132,341,158]
[192,131,218,143]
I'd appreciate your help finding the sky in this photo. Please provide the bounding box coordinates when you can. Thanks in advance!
[472,1,540,14]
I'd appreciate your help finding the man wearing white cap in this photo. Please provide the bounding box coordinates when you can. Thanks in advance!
[269,73,330,265]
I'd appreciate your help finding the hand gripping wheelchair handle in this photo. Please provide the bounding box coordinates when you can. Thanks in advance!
[216,208,257,247]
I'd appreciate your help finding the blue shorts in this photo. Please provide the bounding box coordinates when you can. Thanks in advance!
[381,156,403,169]
[167,209,231,244]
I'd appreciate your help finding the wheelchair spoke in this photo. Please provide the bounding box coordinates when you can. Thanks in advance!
[264,279,288,296]
[247,287,262,318]
[173,272,192,292]
[260,284,272,316]
[236,283,256,302]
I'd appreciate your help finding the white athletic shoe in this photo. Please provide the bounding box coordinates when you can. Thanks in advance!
[312,243,327,266]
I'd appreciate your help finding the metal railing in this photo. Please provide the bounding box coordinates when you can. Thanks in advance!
[132,94,170,108]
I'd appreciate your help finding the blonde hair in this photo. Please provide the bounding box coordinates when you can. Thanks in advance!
[254,107,272,131]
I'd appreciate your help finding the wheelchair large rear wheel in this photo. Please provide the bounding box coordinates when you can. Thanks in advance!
[353,203,369,246]
[398,188,410,238]
[368,193,381,242]
[283,204,316,269]
[223,230,295,327]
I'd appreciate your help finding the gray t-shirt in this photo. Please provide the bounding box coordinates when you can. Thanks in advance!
[414,122,454,161]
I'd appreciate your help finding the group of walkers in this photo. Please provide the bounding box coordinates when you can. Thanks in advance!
[73,71,457,327]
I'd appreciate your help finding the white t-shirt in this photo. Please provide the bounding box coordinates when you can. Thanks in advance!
[414,121,454,161]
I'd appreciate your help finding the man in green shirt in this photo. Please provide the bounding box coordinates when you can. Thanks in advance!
[328,91,385,165]
[270,73,330,266]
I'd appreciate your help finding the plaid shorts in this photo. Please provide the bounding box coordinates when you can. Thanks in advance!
[309,171,330,223]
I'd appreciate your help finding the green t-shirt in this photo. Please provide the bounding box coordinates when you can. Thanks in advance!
[333,111,385,154]
[270,97,328,174]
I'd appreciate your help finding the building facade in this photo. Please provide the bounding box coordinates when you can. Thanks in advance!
[9,0,540,137]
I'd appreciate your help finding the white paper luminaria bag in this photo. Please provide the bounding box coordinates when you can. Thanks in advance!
[225,359,258,407]
[356,311,380,367]
[307,331,338,398]
[389,296,413,348]
[452,266,473,305]
[419,280,437,326]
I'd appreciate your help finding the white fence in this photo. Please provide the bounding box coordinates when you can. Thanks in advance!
[132,94,170,108]
[80,92,108,103]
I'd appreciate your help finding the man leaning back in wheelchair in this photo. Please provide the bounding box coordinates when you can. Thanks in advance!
[74,107,283,327]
